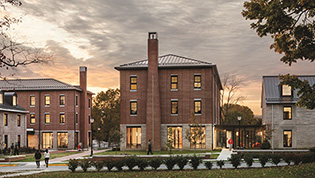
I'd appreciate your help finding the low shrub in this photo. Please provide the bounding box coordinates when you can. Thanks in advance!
[271,154,281,166]
[164,156,177,170]
[217,160,225,169]
[112,147,120,151]
[309,147,315,153]
[149,158,163,170]
[92,160,104,172]
[176,155,188,170]
[283,153,293,165]
[204,161,213,170]
[124,156,137,171]
[260,139,271,149]
[79,158,91,172]
[137,158,149,171]
[243,154,253,168]
[113,159,124,172]
[190,155,202,170]
[68,159,79,172]
[259,154,269,168]
[292,154,302,165]
[229,154,242,169]
[104,160,115,171]
[301,153,315,164]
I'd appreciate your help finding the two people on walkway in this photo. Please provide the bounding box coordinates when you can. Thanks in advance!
[10,142,20,156]
[34,149,50,168]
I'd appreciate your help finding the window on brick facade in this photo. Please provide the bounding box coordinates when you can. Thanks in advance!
[282,85,292,96]
[30,114,35,124]
[4,114,8,126]
[167,127,182,148]
[190,126,205,149]
[76,95,78,106]
[60,113,65,124]
[171,75,178,90]
[130,101,137,115]
[171,100,178,114]
[57,132,68,148]
[194,75,201,89]
[283,106,292,120]
[88,98,91,108]
[130,76,137,90]
[283,130,292,147]
[127,127,141,148]
[45,95,50,106]
[194,100,201,114]
[45,113,50,124]
[43,132,53,149]
[30,95,35,106]
[60,95,65,106]
[76,113,78,124]
[12,95,17,106]
[0,93,2,104]
[17,115,20,127]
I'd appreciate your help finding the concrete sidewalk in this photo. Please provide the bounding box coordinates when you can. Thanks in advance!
[216,149,232,160]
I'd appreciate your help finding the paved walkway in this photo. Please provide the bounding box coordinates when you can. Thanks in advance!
[216,148,232,160]
[49,149,109,163]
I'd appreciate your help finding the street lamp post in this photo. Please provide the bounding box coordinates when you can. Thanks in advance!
[237,116,242,149]
[90,117,94,157]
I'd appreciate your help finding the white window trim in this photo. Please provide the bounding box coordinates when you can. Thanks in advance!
[30,95,35,107]
[130,75,137,92]
[45,95,50,107]
[130,99,137,116]
[194,99,202,115]
[60,94,65,107]
[60,112,65,124]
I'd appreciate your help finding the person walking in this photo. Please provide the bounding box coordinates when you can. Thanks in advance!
[34,150,42,168]
[228,138,233,151]
[44,149,50,168]
[147,139,153,155]
[10,143,14,156]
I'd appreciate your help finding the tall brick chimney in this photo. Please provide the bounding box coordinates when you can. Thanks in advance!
[146,32,161,150]
[79,66,88,148]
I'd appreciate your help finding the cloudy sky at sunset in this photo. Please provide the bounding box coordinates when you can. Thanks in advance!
[2,0,315,115]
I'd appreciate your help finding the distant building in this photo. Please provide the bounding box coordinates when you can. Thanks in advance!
[0,91,28,149]
[0,67,93,149]
[262,76,315,148]
[115,32,222,151]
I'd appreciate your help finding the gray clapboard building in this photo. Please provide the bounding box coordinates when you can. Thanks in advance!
[261,75,315,148]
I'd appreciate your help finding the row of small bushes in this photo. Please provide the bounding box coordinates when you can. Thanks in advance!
[229,152,315,169]
[68,155,206,172]
[0,146,37,155]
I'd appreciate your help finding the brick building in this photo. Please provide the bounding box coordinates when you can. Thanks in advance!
[0,91,28,149]
[115,32,222,151]
[262,75,315,148]
[0,66,93,149]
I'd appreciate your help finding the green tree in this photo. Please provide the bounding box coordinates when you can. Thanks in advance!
[92,88,120,147]
[242,0,315,109]
[222,104,261,125]
[165,127,174,154]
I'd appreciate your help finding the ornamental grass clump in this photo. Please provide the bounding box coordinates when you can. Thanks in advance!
[229,154,242,169]
[258,154,269,168]
[292,153,302,165]
[92,160,104,172]
[136,158,149,171]
[190,155,202,170]
[79,158,91,172]
[113,159,125,172]
[149,158,163,170]
[243,154,253,168]
[204,161,213,170]
[124,156,138,171]
[216,160,225,169]
[271,154,281,166]
[164,156,177,170]
[68,159,79,172]
[176,155,188,170]
[104,160,115,171]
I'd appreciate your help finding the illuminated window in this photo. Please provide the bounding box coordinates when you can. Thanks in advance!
[4,114,8,126]
[17,115,20,127]
[60,113,65,123]
[283,106,292,120]
[282,85,292,96]
[0,93,2,104]
[130,101,137,115]
[171,75,178,90]
[45,95,50,106]
[57,132,68,148]
[167,127,182,149]
[171,100,178,114]
[12,95,17,106]
[283,130,292,147]
[30,114,35,124]
[194,75,201,89]
[190,126,206,149]
[60,95,65,106]
[45,113,50,124]
[127,127,141,148]
[42,132,53,149]
[30,95,35,106]
[130,76,137,90]
[194,100,201,114]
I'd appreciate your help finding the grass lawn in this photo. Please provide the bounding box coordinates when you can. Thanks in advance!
[16,163,315,178]
[15,151,80,162]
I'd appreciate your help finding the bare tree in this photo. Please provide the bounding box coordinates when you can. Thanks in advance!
[220,74,245,124]
[0,0,52,78]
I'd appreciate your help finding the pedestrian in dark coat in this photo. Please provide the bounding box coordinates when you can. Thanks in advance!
[147,139,153,155]
[34,150,42,168]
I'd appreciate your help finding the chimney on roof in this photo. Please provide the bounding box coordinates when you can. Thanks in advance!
[146,32,161,151]
[80,66,87,92]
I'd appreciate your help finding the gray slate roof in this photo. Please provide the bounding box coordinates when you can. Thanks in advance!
[0,79,82,91]
[115,54,213,70]
[0,104,28,114]
[262,75,315,104]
